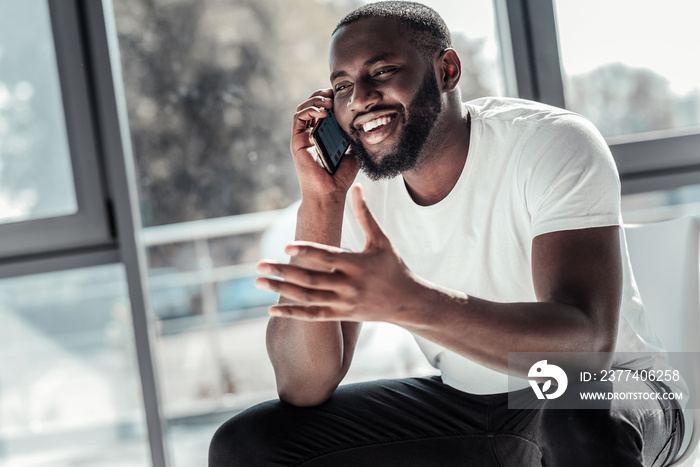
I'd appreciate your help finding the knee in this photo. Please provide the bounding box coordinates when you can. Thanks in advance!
[538,408,643,466]
[208,400,285,467]
[541,408,639,445]
[208,411,250,467]
[209,415,243,467]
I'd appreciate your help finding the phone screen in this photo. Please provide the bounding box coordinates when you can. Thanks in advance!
[311,108,350,175]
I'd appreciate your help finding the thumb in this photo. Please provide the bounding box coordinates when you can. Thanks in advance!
[351,183,387,248]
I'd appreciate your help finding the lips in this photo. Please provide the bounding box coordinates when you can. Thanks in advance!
[360,114,395,132]
[353,111,401,146]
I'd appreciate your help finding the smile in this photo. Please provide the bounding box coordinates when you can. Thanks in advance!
[354,111,401,146]
[362,114,395,132]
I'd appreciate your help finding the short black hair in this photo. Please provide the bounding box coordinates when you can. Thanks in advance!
[333,1,452,60]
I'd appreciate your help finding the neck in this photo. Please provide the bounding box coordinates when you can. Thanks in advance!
[402,106,471,206]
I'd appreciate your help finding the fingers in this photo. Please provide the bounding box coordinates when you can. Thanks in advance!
[255,244,353,302]
[291,90,335,160]
[256,260,347,289]
[295,91,334,113]
[268,304,346,321]
[255,276,338,305]
[292,90,334,135]
[351,184,387,248]
[284,242,355,268]
[292,106,328,137]
[307,88,334,101]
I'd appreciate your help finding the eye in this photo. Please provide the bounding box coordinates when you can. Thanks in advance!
[334,83,352,94]
[374,67,398,78]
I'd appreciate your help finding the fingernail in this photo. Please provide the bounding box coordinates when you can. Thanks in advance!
[286,245,300,256]
[268,308,283,317]
[255,278,269,290]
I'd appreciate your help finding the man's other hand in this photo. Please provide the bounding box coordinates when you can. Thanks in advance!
[255,184,419,322]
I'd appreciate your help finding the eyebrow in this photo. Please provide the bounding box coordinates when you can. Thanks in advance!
[330,53,401,82]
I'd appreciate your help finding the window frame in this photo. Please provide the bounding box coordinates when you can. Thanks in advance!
[3,1,697,466]
[502,0,700,195]
[0,1,169,466]
[0,0,115,262]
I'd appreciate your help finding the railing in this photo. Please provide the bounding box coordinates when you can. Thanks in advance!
[141,209,286,246]
[140,207,292,413]
[141,208,287,317]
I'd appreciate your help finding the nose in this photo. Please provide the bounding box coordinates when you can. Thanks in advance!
[347,78,381,113]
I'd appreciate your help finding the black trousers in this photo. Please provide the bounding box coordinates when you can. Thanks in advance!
[209,376,684,467]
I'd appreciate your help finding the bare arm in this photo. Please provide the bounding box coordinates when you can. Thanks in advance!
[397,225,622,374]
[258,186,622,377]
[264,89,361,407]
[266,200,361,406]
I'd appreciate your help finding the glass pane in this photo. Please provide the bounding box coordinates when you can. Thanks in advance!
[113,0,504,228]
[554,0,700,139]
[0,0,78,224]
[113,1,503,464]
[0,264,150,465]
[413,0,505,102]
[622,184,700,224]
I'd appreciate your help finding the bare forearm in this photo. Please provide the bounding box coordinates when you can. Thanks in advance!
[258,197,622,385]
[266,198,359,405]
[266,318,349,405]
[394,277,617,377]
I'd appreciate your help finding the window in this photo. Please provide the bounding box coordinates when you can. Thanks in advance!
[0,0,112,260]
[112,0,506,461]
[510,0,700,194]
[5,0,697,465]
[0,1,164,465]
[622,184,700,223]
[0,265,150,466]
[0,0,77,224]
[554,0,700,140]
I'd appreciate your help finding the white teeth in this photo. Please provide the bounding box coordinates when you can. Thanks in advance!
[362,115,393,132]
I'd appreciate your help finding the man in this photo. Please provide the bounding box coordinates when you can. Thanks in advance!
[209,2,685,465]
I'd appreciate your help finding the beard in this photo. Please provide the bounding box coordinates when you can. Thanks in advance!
[345,69,443,181]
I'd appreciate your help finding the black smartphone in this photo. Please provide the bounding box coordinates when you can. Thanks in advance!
[311,107,350,175]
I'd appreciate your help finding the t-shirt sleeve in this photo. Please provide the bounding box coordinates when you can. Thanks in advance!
[518,114,622,238]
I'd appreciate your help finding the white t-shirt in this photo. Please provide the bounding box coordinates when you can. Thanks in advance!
[340,97,664,395]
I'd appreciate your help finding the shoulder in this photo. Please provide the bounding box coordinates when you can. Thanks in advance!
[465,97,611,171]
[466,98,608,157]
[464,96,596,136]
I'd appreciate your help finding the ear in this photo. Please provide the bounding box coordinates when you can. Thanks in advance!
[437,48,461,93]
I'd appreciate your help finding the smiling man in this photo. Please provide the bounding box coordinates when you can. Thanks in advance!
[209,2,685,466]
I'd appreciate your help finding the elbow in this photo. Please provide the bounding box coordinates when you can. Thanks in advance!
[270,353,350,407]
[588,320,616,354]
[275,371,342,407]
[584,317,617,370]
[574,298,618,355]
[592,334,616,371]
[596,333,616,354]
[277,384,335,407]
[593,310,618,355]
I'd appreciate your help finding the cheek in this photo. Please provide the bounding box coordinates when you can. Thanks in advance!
[333,104,355,134]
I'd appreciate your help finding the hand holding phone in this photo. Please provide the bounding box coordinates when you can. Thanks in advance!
[311,107,350,175]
